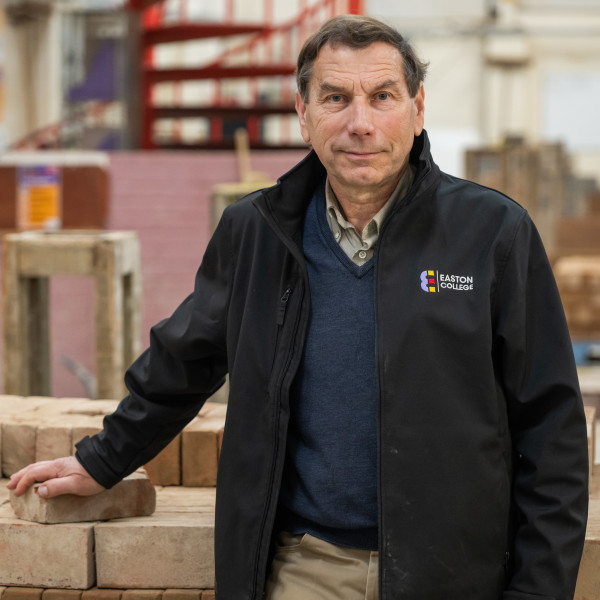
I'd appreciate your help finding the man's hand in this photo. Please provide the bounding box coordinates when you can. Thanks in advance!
[6,456,105,499]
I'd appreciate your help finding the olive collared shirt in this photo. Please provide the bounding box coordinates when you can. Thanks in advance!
[325,165,415,266]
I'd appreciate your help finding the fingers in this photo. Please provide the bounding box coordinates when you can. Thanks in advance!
[7,460,61,496]
[7,456,105,498]
[37,473,103,499]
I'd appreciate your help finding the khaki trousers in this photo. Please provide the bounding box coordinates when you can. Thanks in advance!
[264,532,379,600]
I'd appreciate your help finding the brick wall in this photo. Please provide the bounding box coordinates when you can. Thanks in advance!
[0,150,307,398]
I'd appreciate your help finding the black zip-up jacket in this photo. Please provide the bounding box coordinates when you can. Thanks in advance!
[77,131,588,600]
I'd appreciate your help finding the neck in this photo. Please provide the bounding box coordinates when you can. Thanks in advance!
[330,174,402,235]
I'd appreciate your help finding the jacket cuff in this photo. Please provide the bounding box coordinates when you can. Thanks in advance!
[75,435,122,489]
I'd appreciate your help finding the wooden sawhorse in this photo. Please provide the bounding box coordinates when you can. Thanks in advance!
[2,230,142,399]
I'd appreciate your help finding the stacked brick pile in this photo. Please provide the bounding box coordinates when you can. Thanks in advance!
[0,396,226,486]
[2,396,600,598]
[554,257,600,339]
[0,396,224,597]
[0,480,217,598]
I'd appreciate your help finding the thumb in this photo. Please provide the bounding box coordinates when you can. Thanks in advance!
[36,476,79,499]
[37,474,103,499]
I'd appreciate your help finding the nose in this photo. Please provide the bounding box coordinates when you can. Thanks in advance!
[347,98,374,136]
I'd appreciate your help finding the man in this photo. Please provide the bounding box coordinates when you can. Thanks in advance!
[8,15,588,600]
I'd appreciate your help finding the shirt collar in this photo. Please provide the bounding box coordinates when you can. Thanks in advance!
[325,164,415,238]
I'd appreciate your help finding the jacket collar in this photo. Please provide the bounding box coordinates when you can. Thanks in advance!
[253,130,438,245]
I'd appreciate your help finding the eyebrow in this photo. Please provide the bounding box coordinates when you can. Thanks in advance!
[317,79,402,96]
[318,82,348,95]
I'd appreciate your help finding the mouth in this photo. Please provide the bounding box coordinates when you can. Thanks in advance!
[343,150,380,159]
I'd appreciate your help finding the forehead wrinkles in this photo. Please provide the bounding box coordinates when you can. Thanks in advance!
[315,63,403,96]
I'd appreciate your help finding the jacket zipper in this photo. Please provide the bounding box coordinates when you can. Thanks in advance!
[251,193,311,599]
[277,286,292,326]
[252,282,304,598]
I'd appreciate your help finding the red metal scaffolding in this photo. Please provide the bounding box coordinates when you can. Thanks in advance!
[131,0,364,149]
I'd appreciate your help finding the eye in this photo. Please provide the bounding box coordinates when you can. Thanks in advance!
[375,92,390,101]
[329,94,344,103]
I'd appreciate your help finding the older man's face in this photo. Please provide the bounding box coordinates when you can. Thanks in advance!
[296,42,425,199]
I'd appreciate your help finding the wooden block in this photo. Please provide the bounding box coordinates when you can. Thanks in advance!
[201,592,215,600]
[1,422,36,477]
[10,472,155,524]
[144,435,181,486]
[36,425,73,462]
[95,512,214,589]
[181,419,223,487]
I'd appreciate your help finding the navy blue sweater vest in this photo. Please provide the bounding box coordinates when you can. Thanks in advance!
[278,183,378,551]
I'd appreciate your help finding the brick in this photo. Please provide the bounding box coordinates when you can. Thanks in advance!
[162,592,202,600]
[575,539,600,598]
[155,487,216,514]
[60,399,119,417]
[0,510,95,588]
[199,402,226,419]
[2,589,44,600]
[181,419,223,487]
[121,592,163,600]
[144,435,181,486]
[81,591,122,600]
[95,512,214,589]
[1,423,37,477]
[586,406,596,481]
[10,472,155,524]
[576,471,600,598]
[42,591,82,600]
[35,425,73,462]
[0,396,24,417]
[0,479,9,504]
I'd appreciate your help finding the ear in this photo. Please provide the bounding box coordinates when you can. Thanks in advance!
[413,82,425,136]
[295,91,311,144]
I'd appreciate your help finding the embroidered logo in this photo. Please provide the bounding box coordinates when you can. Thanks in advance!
[420,269,474,292]
[420,270,437,293]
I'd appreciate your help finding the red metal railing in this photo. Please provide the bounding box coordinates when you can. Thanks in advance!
[10,0,364,151]
[139,0,364,149]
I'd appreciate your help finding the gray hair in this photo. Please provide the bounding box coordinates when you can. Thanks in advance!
[296,15,428,102]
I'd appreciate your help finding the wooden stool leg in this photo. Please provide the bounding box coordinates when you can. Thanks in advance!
[2,237,25,395]
[25,276,51,396]
[96,241,125,400]
[2,238,51,396]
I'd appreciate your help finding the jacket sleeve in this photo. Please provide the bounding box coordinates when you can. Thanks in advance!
[493,213,588,600]
[75,210,234,489]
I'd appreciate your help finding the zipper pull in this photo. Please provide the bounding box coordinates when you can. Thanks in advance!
[277,286,292,326]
